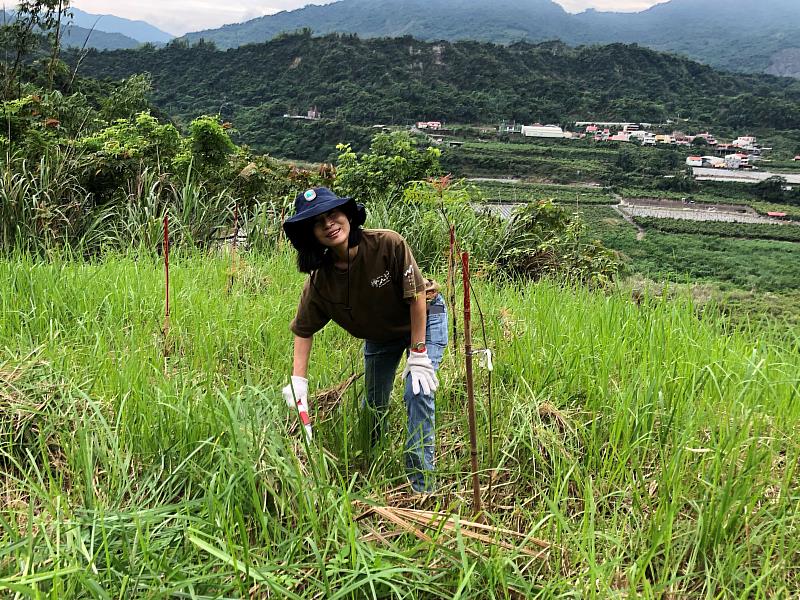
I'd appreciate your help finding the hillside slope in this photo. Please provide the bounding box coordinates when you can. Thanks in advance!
[71,33,800,158]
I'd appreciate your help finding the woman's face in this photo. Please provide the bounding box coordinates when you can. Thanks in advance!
[312,209,351,250]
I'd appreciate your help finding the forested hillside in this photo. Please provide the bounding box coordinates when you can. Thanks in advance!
[72,32,800,159]
[179,0,800,76]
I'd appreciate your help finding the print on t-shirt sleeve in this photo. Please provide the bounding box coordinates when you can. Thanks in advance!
[395,236,425,301]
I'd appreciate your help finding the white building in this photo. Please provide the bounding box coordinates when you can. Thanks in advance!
[629,131,656,145]
[732,135,757,148]
[724,153,750,170]
[701,155,725,168]
[686,156,703,167]
[521,125,565,138]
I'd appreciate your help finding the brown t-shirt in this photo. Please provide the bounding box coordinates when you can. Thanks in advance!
[290,229,425,341]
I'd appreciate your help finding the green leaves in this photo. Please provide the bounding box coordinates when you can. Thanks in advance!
[334,131,441,203]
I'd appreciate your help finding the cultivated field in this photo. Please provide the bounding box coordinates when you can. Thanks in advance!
[617,199,793,225]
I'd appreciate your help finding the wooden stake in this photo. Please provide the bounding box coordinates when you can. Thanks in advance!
[462,251,481,516]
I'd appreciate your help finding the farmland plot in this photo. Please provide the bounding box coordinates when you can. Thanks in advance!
[618,199,793,225]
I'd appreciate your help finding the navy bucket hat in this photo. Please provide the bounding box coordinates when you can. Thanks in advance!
[283,187,366,249]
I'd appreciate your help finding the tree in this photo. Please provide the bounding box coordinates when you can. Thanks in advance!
[171,115,237,178]
[334,131,441,203]
[45,0,70,91]
[100,73,151,121]
[754,175,786,202]
[0,1,71,98]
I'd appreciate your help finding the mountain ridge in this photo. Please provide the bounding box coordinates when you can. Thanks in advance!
[179,0,800,77]
[0,7,173,51]
[69,8,174,44]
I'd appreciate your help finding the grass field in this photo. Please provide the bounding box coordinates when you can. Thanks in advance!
[1,249,799,597]
[570,206,800,292]
[441,140,613,181]
[632,217,800,243]
[470,180,617,205]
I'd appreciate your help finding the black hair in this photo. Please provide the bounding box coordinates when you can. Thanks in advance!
[295,205,364,273]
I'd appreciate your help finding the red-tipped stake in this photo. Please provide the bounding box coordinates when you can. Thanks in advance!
[462,251,481,516]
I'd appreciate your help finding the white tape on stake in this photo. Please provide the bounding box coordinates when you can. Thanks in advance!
[471,348,493,372]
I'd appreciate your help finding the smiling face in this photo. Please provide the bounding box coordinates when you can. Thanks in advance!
[312,208,351,252]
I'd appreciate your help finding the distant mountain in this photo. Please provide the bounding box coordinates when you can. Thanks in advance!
[179,0,800,77]
[0,8,172,51]
[61,24,142,51]
[182,0,582,47]
[69,8,174,44]
[573,0,800,74]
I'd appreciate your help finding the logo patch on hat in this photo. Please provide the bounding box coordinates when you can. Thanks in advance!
[303,189,316,202]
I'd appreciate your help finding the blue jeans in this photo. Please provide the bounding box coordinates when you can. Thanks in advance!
[363,294,448,493]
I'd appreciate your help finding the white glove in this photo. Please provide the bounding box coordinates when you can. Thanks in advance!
[281,375,312,441]
[402,351,439,396]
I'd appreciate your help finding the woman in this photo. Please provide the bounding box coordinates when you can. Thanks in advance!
[281,187,448,493]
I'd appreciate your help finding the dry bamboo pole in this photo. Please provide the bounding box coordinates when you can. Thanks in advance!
[449,225,458,353]
[227,203,239,294]
[233,203,239,252]
[163,214,170,332]
[461,251,481,516]
[162,213,171,362]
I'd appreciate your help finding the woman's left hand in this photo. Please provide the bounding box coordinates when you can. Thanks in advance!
[403,351,439,396]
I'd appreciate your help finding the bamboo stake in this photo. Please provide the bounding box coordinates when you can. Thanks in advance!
[462,251,481,516]
[163,213,170,353]
[449,225,458,353]
[232,203,239,255]
[227,203,239,294]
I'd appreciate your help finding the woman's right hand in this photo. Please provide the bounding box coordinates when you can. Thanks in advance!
[282,375,308,407]
[282,376,313,441]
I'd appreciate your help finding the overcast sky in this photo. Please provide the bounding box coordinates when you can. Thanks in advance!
[70,0,666,36]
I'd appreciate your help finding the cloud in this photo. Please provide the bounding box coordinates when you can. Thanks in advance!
[72,0,338,35]
[555,0,664,12]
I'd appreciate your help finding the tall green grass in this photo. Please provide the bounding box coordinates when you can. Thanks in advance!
[1,249,798,597]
